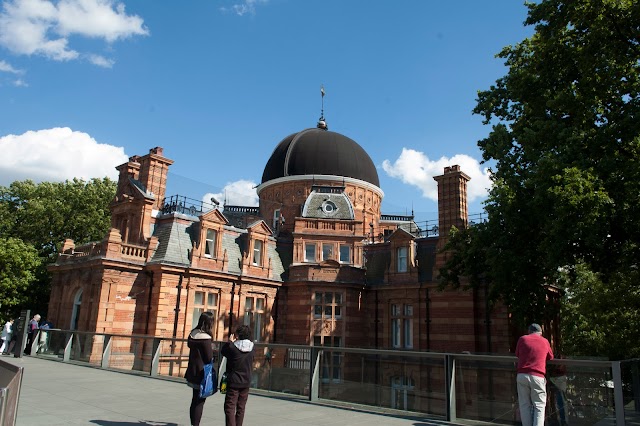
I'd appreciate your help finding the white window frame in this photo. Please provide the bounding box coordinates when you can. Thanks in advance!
[71,289,83,330]
[253,239,263,266]
[391,376,415,410]
[314,335,342,383]
[322,243,334,261]
[403,304,414,349]
[391,303,413,349]
[204,229,217,258]
[339,244,350,263]
[273,209,280,230]
[305,243,316,262]
[244,295,265,342]
[314,292,343,319]
[192,290,219,338]
[397,246,408,272]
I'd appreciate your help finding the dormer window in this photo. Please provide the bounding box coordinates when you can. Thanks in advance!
[397,247,408,272]
[204,229,217,258]
[253,239,263,266]
[273,209,281,230]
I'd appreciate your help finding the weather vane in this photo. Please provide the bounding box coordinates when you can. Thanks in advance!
[318,85,328,130]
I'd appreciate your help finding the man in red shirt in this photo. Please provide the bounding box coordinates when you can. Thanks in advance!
[516,323,554,426]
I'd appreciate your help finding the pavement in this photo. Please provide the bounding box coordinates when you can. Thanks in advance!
[2,355,468,426]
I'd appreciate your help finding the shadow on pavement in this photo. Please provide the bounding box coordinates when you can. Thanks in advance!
[90,421,179,426]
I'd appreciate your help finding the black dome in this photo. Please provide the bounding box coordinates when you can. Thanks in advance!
[261,128,379,187]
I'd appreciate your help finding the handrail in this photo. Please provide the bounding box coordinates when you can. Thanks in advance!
[31,329,638,426]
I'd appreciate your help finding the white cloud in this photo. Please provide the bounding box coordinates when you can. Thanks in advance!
[13,77,28,86]
[382,148,492,203]
[87,53,114,68]
[0,59,23,73]
[201,179,259,210]
[0,127,129,185]
[0,0,148,64]
[220,0,268,16]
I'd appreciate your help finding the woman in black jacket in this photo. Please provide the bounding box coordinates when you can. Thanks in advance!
[221,324,254,426]
[185,311,215,426]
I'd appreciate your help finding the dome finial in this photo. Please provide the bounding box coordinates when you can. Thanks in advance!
[317,84,328,130]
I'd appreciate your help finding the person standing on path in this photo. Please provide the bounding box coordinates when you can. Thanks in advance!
[0,319,13,354]
[516,323,554,426]
[185,312,216,426]
[24,314,40,354]
[221,324,255,426]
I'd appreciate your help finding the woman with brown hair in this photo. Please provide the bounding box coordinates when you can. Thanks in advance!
[185,311,216,426]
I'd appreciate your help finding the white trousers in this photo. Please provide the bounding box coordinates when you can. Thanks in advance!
[517,373,547,426]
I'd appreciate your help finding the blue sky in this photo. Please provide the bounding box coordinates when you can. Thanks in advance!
[0,0,533,223]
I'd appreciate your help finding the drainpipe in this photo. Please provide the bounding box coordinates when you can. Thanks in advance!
[485,279,494,420]
[229,281,236,334]
[144,271,154,335]
[425,287,431,351]
[273,288,279,342]
[169,273,183,376]
[418,283,423,351]
[485,279,492,352]
[172,273,183,340]
[374,287,380,406]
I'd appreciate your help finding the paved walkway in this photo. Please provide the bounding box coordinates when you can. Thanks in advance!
[3,356,467,426]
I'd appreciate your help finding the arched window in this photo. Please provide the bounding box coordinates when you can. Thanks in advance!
[71,289,83,330]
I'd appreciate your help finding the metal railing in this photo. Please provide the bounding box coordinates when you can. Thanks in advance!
[31,329,640,425]
[0,359,23,426]
[160,195,217,216]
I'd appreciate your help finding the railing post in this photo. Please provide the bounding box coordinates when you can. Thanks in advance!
[73,334,82,361]
[29,331,40,356]
[445,354,457,422]
[63,332,73,362]
[150,338,161,377]
[612,361,626,426]
[101,335,112,369]
[309,347,322,402]
[218,356,227,388]
[632,361,640,412]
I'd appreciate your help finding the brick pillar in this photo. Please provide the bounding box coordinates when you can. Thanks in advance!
[433,165,471,269]
[137,147,174,211]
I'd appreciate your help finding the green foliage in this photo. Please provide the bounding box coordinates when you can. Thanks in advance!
[0,238,42,322]
[559,262,640,360]
[440,0,640,357]
[0,178,116,317]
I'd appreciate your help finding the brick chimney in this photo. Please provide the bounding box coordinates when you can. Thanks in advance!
[115,155,141,192]
[433,165,471,269]
[137,147,174,211]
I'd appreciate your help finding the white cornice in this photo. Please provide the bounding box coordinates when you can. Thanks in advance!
[256,175,384,198]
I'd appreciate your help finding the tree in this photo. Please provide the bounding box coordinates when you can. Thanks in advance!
[0,238,42,322]
[440,0,640,359]
[0,178,116,316]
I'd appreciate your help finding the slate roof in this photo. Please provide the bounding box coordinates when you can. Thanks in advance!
[222,229,244,274]
[302,190,355,220]
[129,177,155,200]
[149,220,195,266]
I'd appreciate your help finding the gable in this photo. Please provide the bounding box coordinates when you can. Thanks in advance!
[200,208,229,225]
[246,220,272,236]
[387,228,415,243]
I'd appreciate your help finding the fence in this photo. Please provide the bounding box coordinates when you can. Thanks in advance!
[0,359,23,426]
[32,329,640,425]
